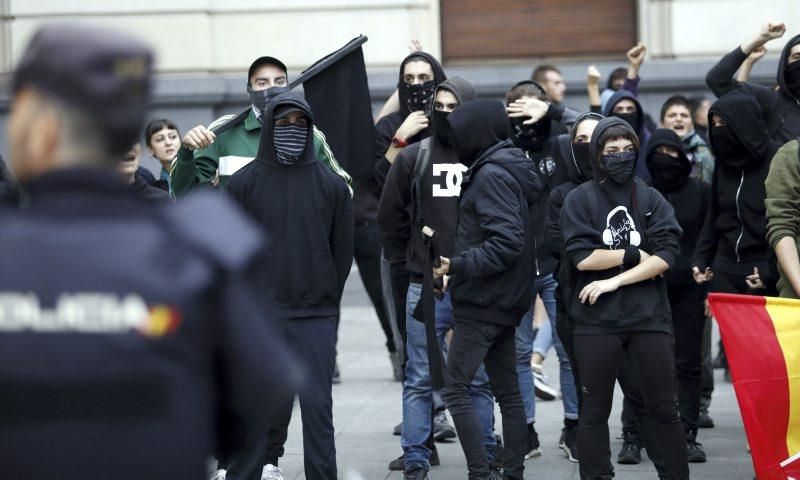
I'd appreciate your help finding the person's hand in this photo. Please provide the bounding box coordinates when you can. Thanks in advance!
[692,266,714,285]
[395,111,429,142]
[746,267,766,290]
[408,40,423,53]
[580,277,622,305]
[433,256,451,279]
[182,125,216,151]
[758,21,786,44]
[506,98,549,125]
[626,43,647,69]
[747,45,768,63]
[587,65,601,86]
[704,298,711,318]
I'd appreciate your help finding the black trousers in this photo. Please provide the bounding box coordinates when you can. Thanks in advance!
[354,222,395,353]
[443,318,527,480]
[263,317,338,480]
[575,332,688,480]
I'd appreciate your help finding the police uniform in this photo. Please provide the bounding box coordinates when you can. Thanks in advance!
[0,24,295,480]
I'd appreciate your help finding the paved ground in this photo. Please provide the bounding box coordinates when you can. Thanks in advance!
[274,269,754,479]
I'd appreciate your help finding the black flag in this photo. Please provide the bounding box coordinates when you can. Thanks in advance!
[300,36,375,181]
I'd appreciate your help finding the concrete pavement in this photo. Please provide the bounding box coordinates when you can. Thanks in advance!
[273,270,754,479]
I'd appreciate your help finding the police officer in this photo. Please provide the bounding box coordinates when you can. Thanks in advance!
[0,24,294,480]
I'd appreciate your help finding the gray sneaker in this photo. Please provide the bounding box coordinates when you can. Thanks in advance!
[433,411,456,441]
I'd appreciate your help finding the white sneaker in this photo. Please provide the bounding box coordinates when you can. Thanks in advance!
[532,364,558,401]
[261,464,286,480]
[209,469,226,480]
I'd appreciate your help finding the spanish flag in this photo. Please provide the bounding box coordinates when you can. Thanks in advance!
[708,293,800,479]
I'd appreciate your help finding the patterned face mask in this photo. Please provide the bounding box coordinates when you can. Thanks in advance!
[600,150,637,184]
[273,124,308,165]
[404,80,436,113]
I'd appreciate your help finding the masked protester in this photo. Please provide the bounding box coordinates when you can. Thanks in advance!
[226,92,353,480]
[692,90,783,394]
[432,99,540,480]
[170,56,351,197]
[505,79,580,463]
[372,52,448,425]
[603,90,653,184]
[660,95,716,184]
[377,77,498,480]
[560,117,688,480]
[706,22,800,143]
[118,143,170,204]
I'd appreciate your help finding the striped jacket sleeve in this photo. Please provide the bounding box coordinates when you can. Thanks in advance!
[312,126,353,196]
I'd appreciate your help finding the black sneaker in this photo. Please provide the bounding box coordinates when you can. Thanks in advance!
[525,423,541,459]
[687,441,707,463]
[403,464,428,480]
[617,432,641,464]
[560,421,579,462]
[393,421,402,436]
[433,411,456,442]
[698,412,715,429]
[388,449,440,471]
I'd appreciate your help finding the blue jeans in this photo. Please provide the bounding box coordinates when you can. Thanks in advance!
[515,273,579,422]
[403,283,495,469]
[532,299,553,358]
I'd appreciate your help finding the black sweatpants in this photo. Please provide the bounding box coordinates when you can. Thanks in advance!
[574,332,688,480]
[443,318,527,480]
[264,316,338,480]
[354,222,395,353]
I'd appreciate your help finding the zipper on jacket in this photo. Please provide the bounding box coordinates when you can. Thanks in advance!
[734,170,745,263]
[534,237,540,276]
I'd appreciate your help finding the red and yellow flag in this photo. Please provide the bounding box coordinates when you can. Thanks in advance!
[708,293,800,480]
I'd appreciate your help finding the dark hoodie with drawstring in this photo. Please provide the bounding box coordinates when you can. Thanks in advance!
[693,89,782,283]
[561,117,682,334]
[604,89,653,184]
[372,52,447,195]
[377,77,477,282]
[226,92,354,319]
[706,34,800,143]
[445,99,542,326]
[646,129,711,292]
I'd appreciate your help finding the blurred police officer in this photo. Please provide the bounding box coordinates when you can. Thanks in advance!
[0,23,293,480]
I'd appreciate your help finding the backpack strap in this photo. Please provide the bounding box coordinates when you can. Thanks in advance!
[412,137,433,228]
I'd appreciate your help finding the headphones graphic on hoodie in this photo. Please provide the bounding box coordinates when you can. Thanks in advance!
[602,206,641,248]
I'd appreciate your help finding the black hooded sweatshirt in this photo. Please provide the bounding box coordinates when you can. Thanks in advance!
[646,129,711,293]
[130,173,171,204]
[561,117,682,334]
[226,92,354,319]
[706,34,800,143]
[693,89,782,280]
[603,89,652,183]
[358,53,447,226]
[445,99,542,326]
[377,77,477,280]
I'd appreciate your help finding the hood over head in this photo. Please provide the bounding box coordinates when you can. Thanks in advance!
[707,89,773,169]
[397,52,447,116]
[447,99,512,167]
[603,89,645,135]
[645,128,692,192]
[431,76,477,146]
[256,92,315,167]
[568,112,604,183]
[777,34,800,102]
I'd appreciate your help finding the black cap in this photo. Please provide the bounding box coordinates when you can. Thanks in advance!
[248,56,288,83]
[273,105,304,120]
[12,23,153,155]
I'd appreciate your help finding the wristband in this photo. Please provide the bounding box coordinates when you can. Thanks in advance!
[391,136,408,148]
[623,245,640,268]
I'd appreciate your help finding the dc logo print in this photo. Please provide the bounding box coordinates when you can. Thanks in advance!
[432,163,468,197]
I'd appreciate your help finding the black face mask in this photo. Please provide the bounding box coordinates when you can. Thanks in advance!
[784,59,800,99]
[600,150,637,184]
[613,111,641,133]
[249,85,290,121]
[648,152,690,192]
[432,109,453,147]
[403,80,437,113]
[511,117,550,152]
[711,124,753,169]
[571,142,593,181]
